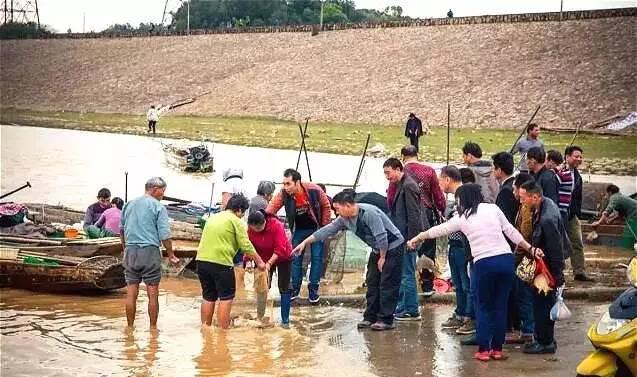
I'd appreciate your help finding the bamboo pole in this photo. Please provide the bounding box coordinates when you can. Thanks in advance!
[295,118,310,171]
[568,121,583,146]
[509,104,542,154]
[353,133,371,191]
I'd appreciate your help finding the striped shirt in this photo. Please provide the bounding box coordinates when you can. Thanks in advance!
[554,166,574,215]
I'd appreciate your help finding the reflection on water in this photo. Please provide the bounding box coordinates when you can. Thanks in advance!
[0,278,605,377]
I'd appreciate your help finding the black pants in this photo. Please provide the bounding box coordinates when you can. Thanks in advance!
[409,135,420,152]
[364,246,403,325]
[418,207,437,292]
[269,260,291,294]
[148,120,156,134]
[533,290,556,346]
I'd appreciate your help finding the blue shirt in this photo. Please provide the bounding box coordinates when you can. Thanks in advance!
[120,195,171,247]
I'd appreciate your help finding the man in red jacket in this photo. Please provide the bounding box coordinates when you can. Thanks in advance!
[267,169,332,303]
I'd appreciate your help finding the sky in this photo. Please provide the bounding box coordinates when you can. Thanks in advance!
[23,0,637,33]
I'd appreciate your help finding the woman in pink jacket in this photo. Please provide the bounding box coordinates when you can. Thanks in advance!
[247,210,293,328]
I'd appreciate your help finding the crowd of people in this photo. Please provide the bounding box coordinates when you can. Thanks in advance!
[97,121,637,363]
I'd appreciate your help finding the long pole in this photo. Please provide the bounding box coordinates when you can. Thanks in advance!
[161,0,169,25]
[300,123,313,182]
[320,1,324,30]
[568,121,583,147]
[295,118,309,170]
[0,181,31,200]
[509,104,541,154]
[124,172,128,202]
[187,1,190,35]
[446,102,450,166]
[353,133,371,191]
[82,12,85,33]
[34,0,39,28]
[208,182,215,216]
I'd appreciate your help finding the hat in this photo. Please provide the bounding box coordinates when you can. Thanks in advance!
[222,168,244,181]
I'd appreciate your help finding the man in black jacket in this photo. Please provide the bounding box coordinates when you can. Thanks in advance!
[526,147,559,205]
[519,181,566,355]
[384,158,424,321]
[404,113,425,152]
[492,152,518,224]
[564,146,593,281]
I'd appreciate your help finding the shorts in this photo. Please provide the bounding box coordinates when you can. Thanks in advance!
[197,260,235,301]
[123,245,162,285]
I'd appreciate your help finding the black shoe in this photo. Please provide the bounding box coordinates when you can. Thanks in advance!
[371,322,396,331]
[460,333,477,346]
[574,273,595,282]
[523,341,557,354]
[357,320,373,329]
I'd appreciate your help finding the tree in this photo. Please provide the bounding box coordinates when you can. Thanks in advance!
[322,3,348,24]
[383,5,403,18]
[0,22,51,39]
[447,9,454,18]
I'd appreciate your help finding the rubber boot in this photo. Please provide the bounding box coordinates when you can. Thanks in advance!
[280,292,291,329]
[256,292,267,320]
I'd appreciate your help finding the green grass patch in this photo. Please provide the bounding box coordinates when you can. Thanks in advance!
[2,107,635,175]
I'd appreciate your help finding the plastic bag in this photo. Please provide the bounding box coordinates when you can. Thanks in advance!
[550,287,572,321]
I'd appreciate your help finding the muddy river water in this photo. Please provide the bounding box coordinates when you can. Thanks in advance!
[0,124,630,377]
[1,278,608,377]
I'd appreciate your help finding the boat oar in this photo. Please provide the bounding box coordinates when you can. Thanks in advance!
[509,104,541,154]
[0,182,31,200]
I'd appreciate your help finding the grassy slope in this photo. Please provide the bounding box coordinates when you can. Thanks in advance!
[2,108,636,175]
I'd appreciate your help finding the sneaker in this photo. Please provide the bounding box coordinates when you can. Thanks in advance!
[308,288,320,304]
[520,333,534,344]
[456,320,476,335]
[280,323,290,330]
[473,351,490,362]
[290,288,300,301]
[505,332,524,344]
[490,350,507,361]
[460,334,478,346]
[574,273,595,282]
[523,341,557,354]
[357,320,373,329]
[371,322,396,331]
[394,312,421,321]
[441,316,464,329]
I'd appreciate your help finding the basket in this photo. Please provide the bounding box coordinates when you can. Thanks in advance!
[0,248,19,260]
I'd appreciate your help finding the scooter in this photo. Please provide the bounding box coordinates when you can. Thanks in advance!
[576,256,637,377]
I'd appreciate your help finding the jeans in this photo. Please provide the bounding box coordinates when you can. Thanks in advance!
[395,250,419,315]
[507,276,535,335]
[291,228,323,291]
[449,244,472,319]
[364,246,403,325]
[472,253,514,352]
[533,289,557,346]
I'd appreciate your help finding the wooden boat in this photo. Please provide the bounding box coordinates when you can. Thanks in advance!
[25,203,84,224]
[0,236,123,257]
[0,249,125,293]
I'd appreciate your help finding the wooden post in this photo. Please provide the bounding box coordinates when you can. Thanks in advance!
[509,104,541,154]
[353,133,371,191]
[446,102,451,166]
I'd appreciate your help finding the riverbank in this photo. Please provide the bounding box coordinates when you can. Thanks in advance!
[2,108,636,175]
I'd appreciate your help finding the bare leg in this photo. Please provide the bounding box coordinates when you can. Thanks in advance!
[217,299,234,329]
[146,284,160,329]
[126,283,140,328]
[201,299,216,326]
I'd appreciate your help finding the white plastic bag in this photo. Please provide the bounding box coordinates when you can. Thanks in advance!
[550,286,572,321]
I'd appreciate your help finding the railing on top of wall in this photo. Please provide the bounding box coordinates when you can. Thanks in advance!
[25,7,637,40]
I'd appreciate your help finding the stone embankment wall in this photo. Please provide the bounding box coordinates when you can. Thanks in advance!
[1,9,635,129]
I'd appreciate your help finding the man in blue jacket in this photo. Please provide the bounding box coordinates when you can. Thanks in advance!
[404,113,425,153]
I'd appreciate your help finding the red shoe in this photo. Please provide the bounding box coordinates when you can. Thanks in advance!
[490,350,507,360]
[473,351,490,362]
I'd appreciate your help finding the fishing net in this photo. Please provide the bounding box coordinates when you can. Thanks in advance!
[324,231,370,284]
[253,269,269,293]
[76,255,120,269]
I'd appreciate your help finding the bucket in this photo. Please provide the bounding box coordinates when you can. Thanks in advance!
[64,228,79,239]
